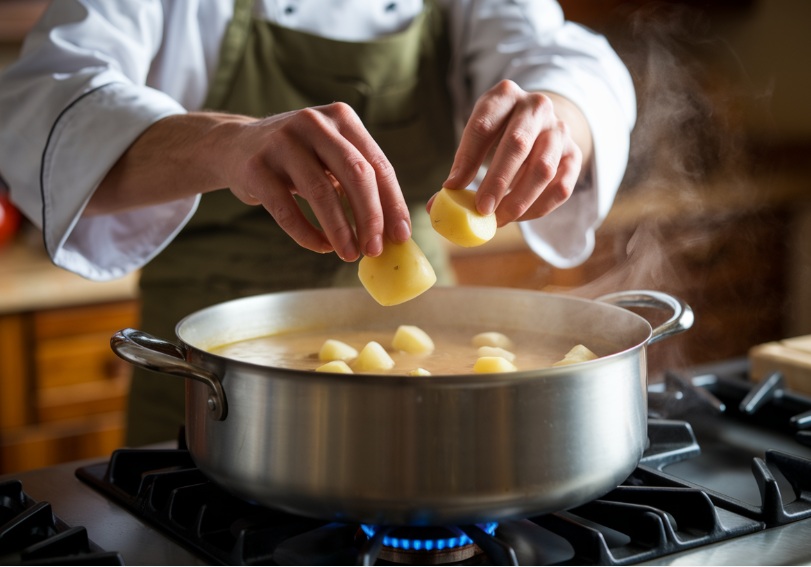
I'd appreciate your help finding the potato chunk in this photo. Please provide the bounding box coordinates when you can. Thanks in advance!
[408,368,432,376]
[358,238,437,306]
[318,339,358,362]
[477,346,516,362]
[429,188,497,247]
[471,332,515,351]
[352,341,396,372]
[474,357,518,373]
[552,345,599,367]
[392,325,435,354]
[315,361,354,374]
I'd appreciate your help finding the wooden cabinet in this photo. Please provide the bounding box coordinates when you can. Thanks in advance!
[0,300,139,474]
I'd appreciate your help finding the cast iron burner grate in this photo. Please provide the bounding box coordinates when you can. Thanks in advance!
[0,479,123,566]
[75,417,803,566]
[636,359,811,531]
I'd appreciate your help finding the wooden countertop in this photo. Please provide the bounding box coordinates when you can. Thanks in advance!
[0,235,139,315]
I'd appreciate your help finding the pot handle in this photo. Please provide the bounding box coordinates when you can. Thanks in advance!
[111,328,227,421]
[596,290,694,345]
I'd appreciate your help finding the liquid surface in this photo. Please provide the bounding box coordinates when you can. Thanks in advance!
[210,324,619,375]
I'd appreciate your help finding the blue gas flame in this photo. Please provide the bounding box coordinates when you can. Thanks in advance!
[360,523,498,551]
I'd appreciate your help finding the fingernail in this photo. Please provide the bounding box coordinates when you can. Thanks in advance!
[478,194,496,216]
[394,219,411,242]
[366,234,383,256]
[443,167,459,186]
[343,241,359,261]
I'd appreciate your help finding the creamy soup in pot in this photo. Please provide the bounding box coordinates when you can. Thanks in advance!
[209,324,620,375]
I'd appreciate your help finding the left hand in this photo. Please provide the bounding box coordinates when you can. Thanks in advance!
[428,80,589,227]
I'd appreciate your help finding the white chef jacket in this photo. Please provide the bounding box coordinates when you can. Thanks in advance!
[0,0,635,282]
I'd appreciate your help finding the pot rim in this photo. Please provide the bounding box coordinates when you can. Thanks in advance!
[174,286,655,386]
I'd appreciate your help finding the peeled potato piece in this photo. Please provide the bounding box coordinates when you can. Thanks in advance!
[477,346,516,362]
[408,368,432,376]
[358,238,437,306]
[472,332,515,351]
[318,339,358,362]
[474,357,518,374]
[352,341,396,372]
[430,188,497,247]
[316,360,354,374]
[552,345,599,367]
[392,325,435,354]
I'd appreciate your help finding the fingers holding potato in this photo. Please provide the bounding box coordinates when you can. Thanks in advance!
[358,238,436,306]
[429,188,497,247]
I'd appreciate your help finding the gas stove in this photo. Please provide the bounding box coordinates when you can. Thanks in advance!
[3,358,811,565]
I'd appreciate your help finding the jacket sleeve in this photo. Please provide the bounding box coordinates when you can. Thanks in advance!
[0,0,196,281]
[446,0,636,268]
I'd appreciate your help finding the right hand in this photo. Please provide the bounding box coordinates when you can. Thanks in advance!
[222,103,412,261]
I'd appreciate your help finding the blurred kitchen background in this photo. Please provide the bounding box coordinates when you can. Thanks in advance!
[0,0,809,474]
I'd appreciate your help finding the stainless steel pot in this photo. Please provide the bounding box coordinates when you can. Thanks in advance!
[112,287,692,526]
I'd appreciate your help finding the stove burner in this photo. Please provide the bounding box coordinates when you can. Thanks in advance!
[360,523,498,564]
[360,522,497,551]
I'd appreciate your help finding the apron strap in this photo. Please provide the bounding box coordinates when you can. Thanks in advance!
[204,0,255,110]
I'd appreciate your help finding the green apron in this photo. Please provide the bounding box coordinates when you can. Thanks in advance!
[125,0,458,445]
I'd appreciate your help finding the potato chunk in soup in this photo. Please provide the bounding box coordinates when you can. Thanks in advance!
[316,361,353,374]
[408,368,432,376]
[474,356,518,373]
[472,332,515,351]
[352,341,396,372]
[210,325,613,375]
[318,339,358,362]
[392,325,435,354]
[552,345,598,367]
[477,346,516,362]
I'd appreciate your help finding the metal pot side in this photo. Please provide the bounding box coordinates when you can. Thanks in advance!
[185,355,646,525]
[176,287,655,525]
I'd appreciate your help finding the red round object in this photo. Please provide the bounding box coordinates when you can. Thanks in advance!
[0,192,22,248]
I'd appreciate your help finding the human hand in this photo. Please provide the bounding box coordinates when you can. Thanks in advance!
[225,103,411,261]
[427,81,589,227]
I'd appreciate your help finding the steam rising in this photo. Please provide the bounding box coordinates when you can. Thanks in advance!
[619,4,753,189]
[560,4,777,373]
[566,4,768,300]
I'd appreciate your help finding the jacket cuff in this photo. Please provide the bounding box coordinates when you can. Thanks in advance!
[515,67,633,267]
[41,81,196,281]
